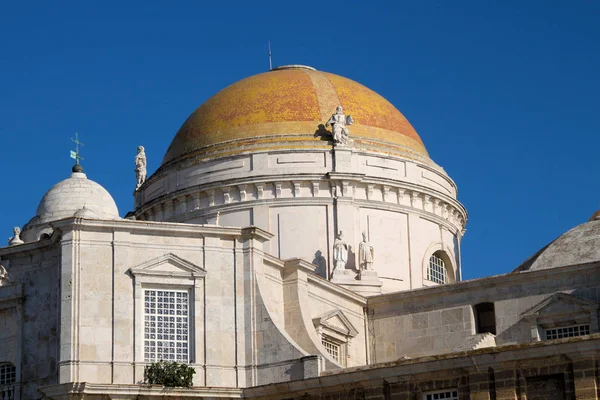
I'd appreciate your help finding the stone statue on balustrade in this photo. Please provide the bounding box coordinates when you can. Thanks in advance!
[0,264,12,286]
[357,231,374,280]
[326,106,354,147]
[332,230,349,273]
[135,146,147,190]
[8,227,23,246]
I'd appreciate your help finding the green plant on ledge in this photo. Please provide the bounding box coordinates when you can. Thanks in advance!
[144,361,196,388]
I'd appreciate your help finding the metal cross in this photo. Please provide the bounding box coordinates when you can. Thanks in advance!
[70,132,84,164]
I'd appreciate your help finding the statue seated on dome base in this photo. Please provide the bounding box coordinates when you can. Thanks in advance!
[326,106,353,147]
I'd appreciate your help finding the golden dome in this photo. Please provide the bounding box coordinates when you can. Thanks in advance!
[162,65,428,166]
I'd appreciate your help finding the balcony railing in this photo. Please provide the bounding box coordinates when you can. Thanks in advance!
[0,384,17,400]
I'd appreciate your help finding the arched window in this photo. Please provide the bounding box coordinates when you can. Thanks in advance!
[0,363,16,385]
[427,251,447,284]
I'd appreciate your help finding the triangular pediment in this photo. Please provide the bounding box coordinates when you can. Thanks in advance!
[522,293,598,319]
[313,309,358,338]
[127,253,206,278]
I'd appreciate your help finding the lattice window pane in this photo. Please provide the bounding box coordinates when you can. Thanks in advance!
[0,363,16,385]
[428,252,447,284]
[144,289,189,363]
[321,338,340,363]
[424,390,458,400]
[545,325,590,340]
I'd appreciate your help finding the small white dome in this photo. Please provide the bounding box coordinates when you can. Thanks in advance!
[22,169,119,241]
[35,171,119,223]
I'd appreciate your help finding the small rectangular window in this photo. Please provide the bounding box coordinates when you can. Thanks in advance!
[144,289,190,363]
[424,390,458,400]
[545,325,590,340]
[321,338,341,362]
[474,302,496,335]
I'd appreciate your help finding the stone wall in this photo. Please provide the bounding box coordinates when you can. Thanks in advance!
[244,336,600,400]
[0,240,61,399]
[367,262,600,362]
[1,218,374,397]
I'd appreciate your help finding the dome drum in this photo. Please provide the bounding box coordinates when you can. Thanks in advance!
[135,145,466,293]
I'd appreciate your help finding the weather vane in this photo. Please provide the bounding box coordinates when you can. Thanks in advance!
[70,132,84,165]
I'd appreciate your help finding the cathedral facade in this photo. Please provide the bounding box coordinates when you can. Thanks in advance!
[0,65,598,400]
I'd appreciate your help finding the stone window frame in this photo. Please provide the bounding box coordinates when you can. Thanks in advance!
[544,324,590,340]
[142,288,191,363]
[312,309,359,367]
[521,292,599,342]
[422,243,456,286]
[127,253,206,364]
[0,363,16,385]
[422,389,459,400]
[0,283,23,388]
[428,252,447,284]
[321,335,342,363]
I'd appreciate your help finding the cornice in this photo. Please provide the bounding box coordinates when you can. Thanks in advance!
[136,176,467,232]
[367,261,600,309]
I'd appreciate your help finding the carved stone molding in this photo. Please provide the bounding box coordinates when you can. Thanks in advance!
[137,176,467,231]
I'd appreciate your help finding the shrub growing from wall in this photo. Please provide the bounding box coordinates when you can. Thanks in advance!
[144,361,195,387]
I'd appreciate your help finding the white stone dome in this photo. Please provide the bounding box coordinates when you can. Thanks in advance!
[515,217,600,272]
[22,167,119,242]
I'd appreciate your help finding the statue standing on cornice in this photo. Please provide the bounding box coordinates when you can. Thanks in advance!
[358,231,374,279]
[326,106,354,146]
[135,146,147,191]
[332,230,349,273]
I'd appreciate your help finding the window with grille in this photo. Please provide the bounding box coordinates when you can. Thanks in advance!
[427,252,447,284]
[545,325,590,340]
[0,363,16,385]
[424,390,458,400]
[321,338,340,363]
[144,289,189,363]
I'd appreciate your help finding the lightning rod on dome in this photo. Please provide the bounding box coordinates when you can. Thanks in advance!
[268,41,272,71]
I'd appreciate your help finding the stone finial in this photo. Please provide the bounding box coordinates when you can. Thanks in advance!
[135,146,147,191]
[8,227,24,246]
[325,106,354,146]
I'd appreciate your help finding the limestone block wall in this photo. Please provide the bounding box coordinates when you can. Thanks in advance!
[53,220,289,388]
[367,262,600,362]
[135,147,467,294]
[3,217,371,395]
[305,274,367,367]
[0,241,61,400]
[244,336,600,400]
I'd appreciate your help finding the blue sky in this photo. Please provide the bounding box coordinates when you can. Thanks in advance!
[1,1,598,280]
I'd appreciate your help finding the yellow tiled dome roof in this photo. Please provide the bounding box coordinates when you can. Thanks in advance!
[162,65,428,166]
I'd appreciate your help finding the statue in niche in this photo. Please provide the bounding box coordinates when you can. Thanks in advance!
[332,230,349,273]
[326,106,353,146]
[135,146,147,190]
[357,231,374,279]
[8,227,23,246]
